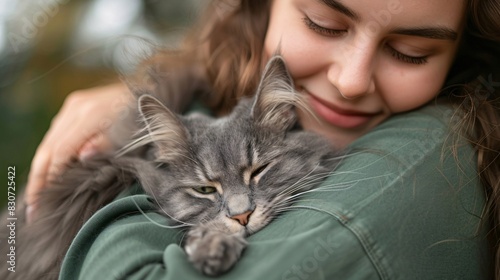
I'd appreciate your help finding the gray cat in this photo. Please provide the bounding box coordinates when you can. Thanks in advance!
[0,56,342,279]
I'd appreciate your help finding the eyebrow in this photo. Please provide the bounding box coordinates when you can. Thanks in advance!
[317,0,360,21]
[317,0,458,41]
[390,27,459,41]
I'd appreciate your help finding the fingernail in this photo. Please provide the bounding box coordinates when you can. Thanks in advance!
[79,147,97,161]
[26,205,33,224]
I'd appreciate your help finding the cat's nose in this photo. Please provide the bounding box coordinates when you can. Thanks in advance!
[230,210,253,226]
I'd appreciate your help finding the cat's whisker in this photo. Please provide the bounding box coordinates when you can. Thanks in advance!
[305,184,353,192]
[276,164,322,197]
[328,147,417,176]
[295,172,395,196]
[275,181,353,206]
[274,195,304,207]
[316,173,394,189]
[280,179,346,197]
[178,230,190,247]
[280,205,339,219]
[275,173,395,210]
[116,133,152,157]
[274,201,328,213]
[324,151,363,161]
[274,206,302,213]
[140,183,196,227]
[131,198,192,229]
[293,173,393,199]
[118,125,200,166]
[286,167,343,189]
[272,181,327,207]
[156,202,195,226]
[260,205,275,217]
[286,172,337,191]
[277,172,334,198]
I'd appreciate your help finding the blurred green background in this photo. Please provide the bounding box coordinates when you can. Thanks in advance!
[0,0,204,207]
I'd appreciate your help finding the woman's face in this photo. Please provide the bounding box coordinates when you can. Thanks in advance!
[263,0,465,147]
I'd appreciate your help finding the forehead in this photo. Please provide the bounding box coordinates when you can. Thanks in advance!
[191,124,252,176]
[274,0,466,31]
[189,115,250,149]
[378,0,466,30]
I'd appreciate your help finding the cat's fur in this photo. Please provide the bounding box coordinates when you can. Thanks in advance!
[0,57,342,279]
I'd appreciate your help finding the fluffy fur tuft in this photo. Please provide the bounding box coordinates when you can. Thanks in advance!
[0,56,343,278]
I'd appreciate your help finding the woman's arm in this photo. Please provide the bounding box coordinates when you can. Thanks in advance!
[25,83,132,217]
[25,61,206,220]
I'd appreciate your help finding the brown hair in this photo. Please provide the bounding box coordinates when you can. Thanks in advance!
[451,0,500,278]
[192,0,271,114]
[132,0,271,115]
[144,0,500,276]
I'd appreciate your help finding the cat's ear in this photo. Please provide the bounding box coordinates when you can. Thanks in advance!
[251,56,297,132]
[138,94,189,162]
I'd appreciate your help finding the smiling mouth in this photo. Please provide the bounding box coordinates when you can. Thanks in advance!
[304,90,380,129]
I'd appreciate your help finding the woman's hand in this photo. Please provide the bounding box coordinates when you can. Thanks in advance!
[25,83,132,221]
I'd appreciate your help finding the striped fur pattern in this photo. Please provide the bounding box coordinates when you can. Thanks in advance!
[135,57,343,275]
[0,56,342,278]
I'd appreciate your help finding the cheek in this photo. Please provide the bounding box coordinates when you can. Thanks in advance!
[265,32,333,92]
[382,67,447,113]
[263,4,324,77]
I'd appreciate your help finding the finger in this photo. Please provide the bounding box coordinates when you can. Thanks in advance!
[45,131,86,183]
[46,155,72,185]
[24,111,70,211]
[25,121,95,207]
[26,205,35,224]
[25,147,52,206]
[78,132,114,161]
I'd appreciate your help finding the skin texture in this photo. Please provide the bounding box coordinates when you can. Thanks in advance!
[263,0,466,147]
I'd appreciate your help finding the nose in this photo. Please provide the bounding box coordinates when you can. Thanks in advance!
[329,43,375,99]
[229,210,253,226]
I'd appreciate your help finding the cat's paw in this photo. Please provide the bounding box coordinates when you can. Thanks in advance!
[184,228,247,276]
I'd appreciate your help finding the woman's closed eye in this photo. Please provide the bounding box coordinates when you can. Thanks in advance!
[303,16,429,65]
[385,45,428,65]
[302,16,347,37]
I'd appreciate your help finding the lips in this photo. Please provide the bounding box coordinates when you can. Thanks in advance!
[305,90,380,129]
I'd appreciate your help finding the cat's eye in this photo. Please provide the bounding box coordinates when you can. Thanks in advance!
[251,163,269,179]
[193,186,217,194]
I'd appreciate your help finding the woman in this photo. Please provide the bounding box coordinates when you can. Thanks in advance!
[25,0,500,278]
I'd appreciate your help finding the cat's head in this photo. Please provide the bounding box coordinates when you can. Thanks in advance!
[136,56,341,234]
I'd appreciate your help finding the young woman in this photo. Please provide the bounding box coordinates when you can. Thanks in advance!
[25,0,500,278]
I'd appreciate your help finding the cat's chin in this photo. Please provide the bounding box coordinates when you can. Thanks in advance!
[215,217,263,236]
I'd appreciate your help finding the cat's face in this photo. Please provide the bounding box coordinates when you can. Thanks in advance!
[138,57,341,234]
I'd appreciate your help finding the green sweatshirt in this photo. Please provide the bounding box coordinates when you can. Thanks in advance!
[60,104,491,280]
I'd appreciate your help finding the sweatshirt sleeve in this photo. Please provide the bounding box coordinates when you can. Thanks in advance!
[60,104,491,280]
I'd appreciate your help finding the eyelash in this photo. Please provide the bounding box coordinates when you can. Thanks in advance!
[386,46,428,65]
[302,16,429,65]
[302,16,346,36]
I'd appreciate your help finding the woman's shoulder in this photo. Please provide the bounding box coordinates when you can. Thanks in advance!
[301,102,491,279]
[249,103,489,279]
[246,103,490,279]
